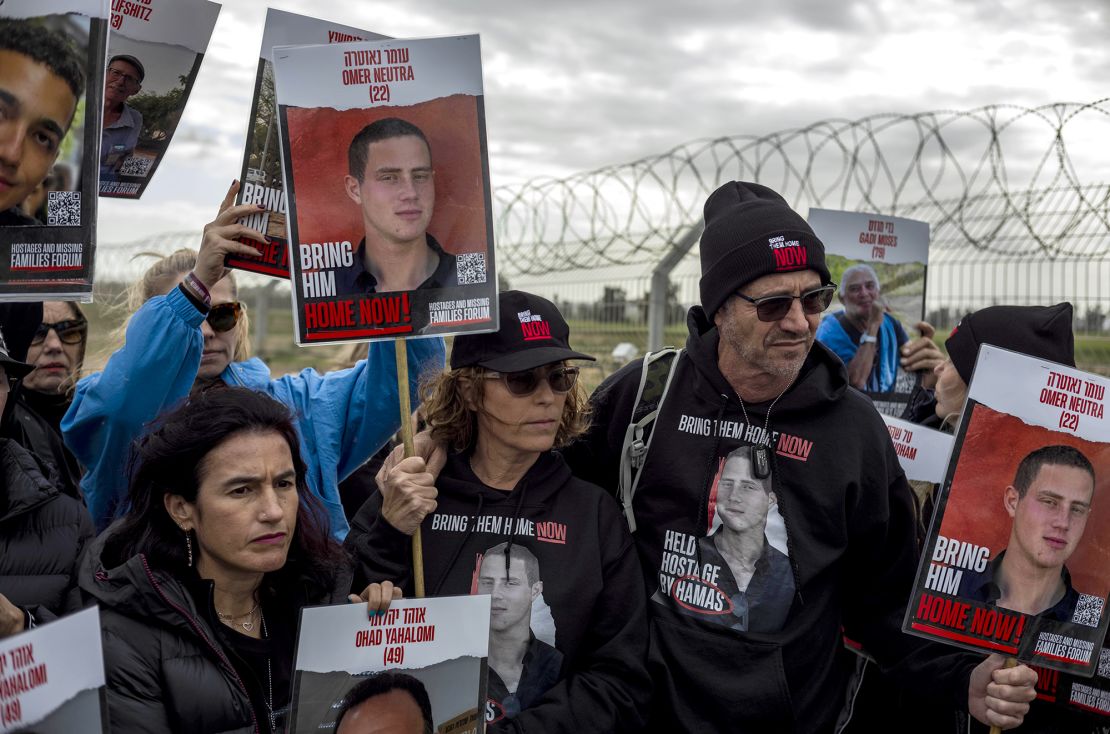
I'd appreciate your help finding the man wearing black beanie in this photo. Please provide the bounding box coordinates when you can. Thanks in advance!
[565,180,1037,732]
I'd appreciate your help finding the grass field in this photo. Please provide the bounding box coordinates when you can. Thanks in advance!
[80,287,1110,393]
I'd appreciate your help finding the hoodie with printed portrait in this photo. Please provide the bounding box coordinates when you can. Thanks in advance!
[345,450,650,733]
[562,305,979,733]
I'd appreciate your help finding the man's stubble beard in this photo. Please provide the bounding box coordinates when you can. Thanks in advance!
[722,325,810,381]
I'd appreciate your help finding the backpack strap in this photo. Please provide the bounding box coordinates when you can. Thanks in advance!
[618,346,683,532]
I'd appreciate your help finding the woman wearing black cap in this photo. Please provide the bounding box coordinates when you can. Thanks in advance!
[346,290,650,733]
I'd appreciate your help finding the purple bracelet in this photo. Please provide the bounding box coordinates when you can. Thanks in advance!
[182,271,211,308]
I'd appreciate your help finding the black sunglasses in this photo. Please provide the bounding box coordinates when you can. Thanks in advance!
[735,284,836,322]
[206,302,243,333]
[484,365,579,396]
[31,318,87,345]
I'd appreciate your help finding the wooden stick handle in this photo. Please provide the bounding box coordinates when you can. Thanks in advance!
[988,657,1019,734]
[394,339,425,598]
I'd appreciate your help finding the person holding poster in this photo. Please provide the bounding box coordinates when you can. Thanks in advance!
[815,263,943,396]
[347,291,650,732]
[61,184,446,537]
[554,182,1036,732]
[0,19,85,225]
[334,118,458,296]
[80,387,388,734]
[99,54,144,179]
[849,303,1083,734]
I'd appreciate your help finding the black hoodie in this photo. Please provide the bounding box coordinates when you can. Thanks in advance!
[346,450,650,733]
[563,306,979,733]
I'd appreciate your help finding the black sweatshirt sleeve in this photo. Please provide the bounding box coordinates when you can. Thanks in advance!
[344,490,416,596]
[560,359,642,495]
[841,436,978,712]
[491,496,651,734]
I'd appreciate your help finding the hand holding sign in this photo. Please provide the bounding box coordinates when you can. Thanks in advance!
[380,456,438,536]
[902,321,944,381]
[0,594,23,639]
[349,580,403,617]
[969,654,1037,730]
[193,186,267,290]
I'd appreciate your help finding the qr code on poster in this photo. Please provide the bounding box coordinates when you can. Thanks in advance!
[1072,594,1104,628]
[120,155,153,178]
[47,191,81,226]
[1098,647,1110,678]
[456,252,487,285]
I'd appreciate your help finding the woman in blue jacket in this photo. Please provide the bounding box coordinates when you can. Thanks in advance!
[63,184,444,538]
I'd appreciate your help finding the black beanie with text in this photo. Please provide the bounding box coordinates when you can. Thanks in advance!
[698,181,830,319]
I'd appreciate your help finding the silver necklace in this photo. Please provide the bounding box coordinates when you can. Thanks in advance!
[216,600,259,633]
[735,386,788,478]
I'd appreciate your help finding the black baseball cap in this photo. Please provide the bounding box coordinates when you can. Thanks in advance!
[0,329,32,379]
[108,54,145,82]
[450,290,595,372]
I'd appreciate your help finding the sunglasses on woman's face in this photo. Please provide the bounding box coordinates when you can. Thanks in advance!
[734,284,837,323]
[206,302,243,333]
[484,365,580,396]
[31,318,88,345]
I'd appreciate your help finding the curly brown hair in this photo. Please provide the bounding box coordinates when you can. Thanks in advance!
[420,364,591,452]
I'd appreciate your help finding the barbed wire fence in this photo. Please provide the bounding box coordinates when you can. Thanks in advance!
[97,99,1110,375]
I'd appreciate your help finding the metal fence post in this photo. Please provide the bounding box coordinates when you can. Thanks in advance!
[648,222,704,351]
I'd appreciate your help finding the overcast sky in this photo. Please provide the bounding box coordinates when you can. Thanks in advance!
[97,0,1109,246]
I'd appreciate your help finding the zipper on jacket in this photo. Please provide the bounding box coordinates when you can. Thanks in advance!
[137,555,262,734]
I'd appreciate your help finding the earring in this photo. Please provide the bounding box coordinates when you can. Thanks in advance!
[180,525,193,567]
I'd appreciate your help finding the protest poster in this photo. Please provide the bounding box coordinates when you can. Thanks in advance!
[808,208,931,417]
[0,0,108,302]
[905,345,1110,675]
[0,607,106,733]
[290,596,489,734]
[881,414,954,484]
[227,8,388,277]
[272,34,499,344]
[98,0,221,199]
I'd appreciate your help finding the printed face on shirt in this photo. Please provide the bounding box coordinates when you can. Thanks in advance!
[0,49,77,212]
[839,268,880,322]
[104,59,142,109]
[336,689,428,734]
[23,301,85,394]
[344,134,435,250]
[166,430,299,583]
[1006,462,1094,572]
[716,270,823,381]
[715,451,775,535]
[478,553,542,634]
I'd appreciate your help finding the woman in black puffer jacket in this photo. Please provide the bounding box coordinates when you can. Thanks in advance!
[0,329,93,637]
[80,387,365,734]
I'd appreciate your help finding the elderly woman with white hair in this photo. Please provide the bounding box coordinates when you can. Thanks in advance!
[815,263,942,411]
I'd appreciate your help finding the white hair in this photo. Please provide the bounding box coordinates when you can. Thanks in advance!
[838,264,881,297]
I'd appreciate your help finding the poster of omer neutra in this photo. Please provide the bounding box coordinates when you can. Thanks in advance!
[271,34,498,344]
[905,345,1110,676]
